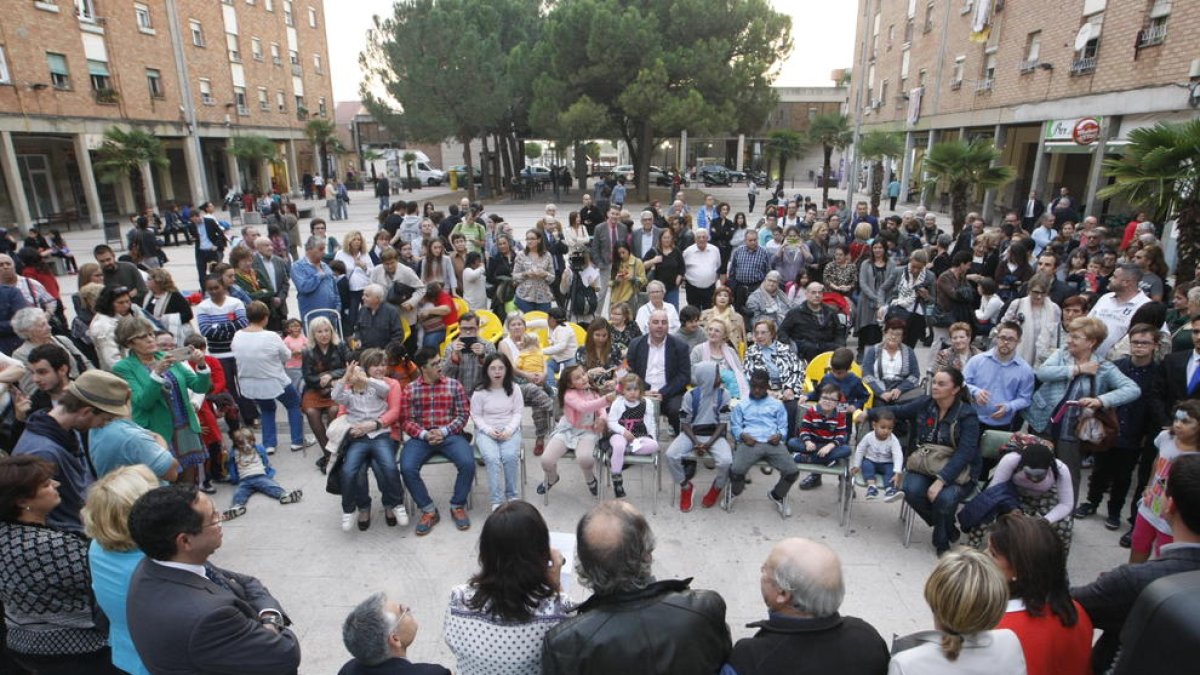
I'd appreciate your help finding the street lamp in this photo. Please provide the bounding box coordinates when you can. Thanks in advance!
[662,141,671,168]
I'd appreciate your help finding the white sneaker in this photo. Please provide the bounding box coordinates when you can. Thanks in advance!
[290,437,315,451]
[265,446,276,455]
[391,506,409,527]
[341,513,353,532]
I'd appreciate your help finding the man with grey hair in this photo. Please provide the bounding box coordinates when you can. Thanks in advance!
[254,237,290,331]
[630,210,661,258]
[542,501,731,674]
[339,592,450,674]
[682,228,721,310]
[353,283,404,351]
[1089,263,1151,358]
[291,236,340,320]
[779,282,843,360]
[731,538,888,675]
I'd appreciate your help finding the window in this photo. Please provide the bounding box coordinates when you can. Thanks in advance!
[34,1,60,13]
[270,43,281,65]
[1072,14,1102,74]
[226,33,240,62]
[879,80,888,107]
[265,0,274,10]
[75,0,96,21]
[313,53,322,74]
[900,49,910,79]
[146,68,164,98]
[234,86,248,115]
[978,53,996,92]
[318,96,326,117]
[252,38,263,61]
[87,59,111,91]
[47,52,70,88]
[951,56,965,88]
[190,20,204,47]
[1021,32,1041,72]
[295,94,306,119]
[289,49,298,65]
[258,86,269,111]
[1140,1,1170,48]
[307,6,317,27]
[283,1,293,26]
[0,46,9,84]
[135,3,153,32]
[199,78,213,104]
[276,90,285,112]
[917,68,927,88]
[222,0,233,5]
[904,18,914,42]
[924,1,934,32]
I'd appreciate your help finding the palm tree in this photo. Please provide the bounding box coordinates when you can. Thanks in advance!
[858,131,905,216]
[1099,119,1200,282]
[226,135,279,192]
[922,138,1015,236]
[305,119,337,179]
[765,130,806,187]
[808,113,852,207]
[402,151,417,192]
[94,127,168,209]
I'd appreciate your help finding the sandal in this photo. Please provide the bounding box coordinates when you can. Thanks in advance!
[536,476,560,495]
[222,505,246,521]
[587,478,599,497]
[280,490,303,504]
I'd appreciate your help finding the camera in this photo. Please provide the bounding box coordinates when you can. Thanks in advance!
[569,251,587,272]
[459,336,478,348]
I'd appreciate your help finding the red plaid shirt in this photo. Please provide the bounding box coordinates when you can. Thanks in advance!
[400,375,470,438]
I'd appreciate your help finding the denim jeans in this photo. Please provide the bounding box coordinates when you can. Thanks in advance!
[232,474,286,506]
[475,432,521,505]
[400,434,476,511]
[903,472,971,553]
[253,384,305,449]
[422,328,446,349]
[514,297,551,313]
[341,434,405,513]
[664,288,680,308]
[860,458,895,487]
[786,441,852,466]
[546,357,576,397]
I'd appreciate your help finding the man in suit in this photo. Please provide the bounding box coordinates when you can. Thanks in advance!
[127,485,301,674]
[1020,190,1046,231]
[1152,315,1200,428]
[630,210,661,259]
[590,206,628,311]
[626,309,691,434]
[253,237,290,331]
[1073,453,1200,673]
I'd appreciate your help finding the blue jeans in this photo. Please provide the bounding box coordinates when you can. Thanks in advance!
[475,432,521,505]
[400,434,476,511]
[422,328,446,349]
[379,196,389,212]
[253,384,305,449]
[786,441,852,466]
[341,434,405,513]
[231,474,286,506]
[546,357,576,397]
[861,459,895,487]
[903,472,971,553]
[514,297,551,313]
[665,288,680,308]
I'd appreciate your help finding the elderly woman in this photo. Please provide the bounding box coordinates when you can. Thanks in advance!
[606,302,641,357]
[83,465,160,675]
[498,314,556,457]
[0,456,122,674]
[577,317,624,392]
[89,285,140,370]
[143,268,194,343]
[743,318,806,434]
[635,280,680,333]
[1000,273,1061,366]
[302,316,351,470]
[933,321,980,372]
[1034,294,1089,367]
[232,301,310,454]
[700,286,746,353]
[862,319,922,404]
[691,319,749,399]
[745,271,792,330]
[11,307,91,392]
[1027,316,1139,501]
[822,244,857,300]
[883,248,935,349]
[113,315,211,484]
[869,367,981,555]
[855,240,895,357]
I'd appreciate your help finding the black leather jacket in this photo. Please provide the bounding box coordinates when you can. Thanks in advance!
[541,578,730,675]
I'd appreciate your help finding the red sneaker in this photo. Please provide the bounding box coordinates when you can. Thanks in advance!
[701,484,722,508]
[533,438,545,456]
[679,483,695,512]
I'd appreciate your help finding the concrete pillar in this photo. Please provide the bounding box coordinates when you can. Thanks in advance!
[259,158,271,193]
[678,130,688,170]
[286,139,299,195]
[735,134,745,171]
[1084,115,1120,219]
[900,131,915,205]
[224,139,242,193]
[1030,124,1049,203]
[182,137,206,205]
[73,133,104,228]
[116,173,136,217]
[921,130,939,207]
[139,160,158,211]
[982,124,1007,223]
[0,132,32,232]
[157,162,175,202]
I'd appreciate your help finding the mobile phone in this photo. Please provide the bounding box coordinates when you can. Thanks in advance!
[166,347,191,361]
[459,336,478,347]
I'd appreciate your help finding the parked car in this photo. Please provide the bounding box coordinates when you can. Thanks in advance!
[520,166,553,183]
[448,165,482,185]
[609,164,669,185]
[697,165,732,186]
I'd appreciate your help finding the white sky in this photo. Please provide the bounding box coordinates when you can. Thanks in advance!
[326,0,858,102]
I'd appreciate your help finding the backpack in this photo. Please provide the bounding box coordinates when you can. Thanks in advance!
[569,274,598,317]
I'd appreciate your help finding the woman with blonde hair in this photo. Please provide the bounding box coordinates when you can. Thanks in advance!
[84,464,161,675]
[335,230,372,328]
[700,286,746,352]
[889,547,1026,674]
[143,267,195,343]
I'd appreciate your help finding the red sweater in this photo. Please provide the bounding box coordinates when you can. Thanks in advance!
[996,600,1093,675]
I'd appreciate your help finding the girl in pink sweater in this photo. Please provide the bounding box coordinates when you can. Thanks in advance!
[538,365,616,497]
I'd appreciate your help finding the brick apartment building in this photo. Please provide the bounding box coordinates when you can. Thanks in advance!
[0,0,335,230]
[849,0,1199,222]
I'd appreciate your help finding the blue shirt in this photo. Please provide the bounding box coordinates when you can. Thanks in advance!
[90,543,150,675]
[963,350,1035,427]
[807,372,871,410]
[291,258,340,318]
[732,394,788,442]
[89,419,175,482]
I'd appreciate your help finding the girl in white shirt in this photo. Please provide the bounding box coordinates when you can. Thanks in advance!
[605,374,659,499]
[470,354,525,510]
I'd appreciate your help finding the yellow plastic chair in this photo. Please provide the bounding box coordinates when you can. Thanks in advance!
[568,322,588,347]
[803,351,864,392]
[440,323,460,355]
[523,310,550,348]
[453,296,470,319]
[401,319,411,346]
[473,309,504,343]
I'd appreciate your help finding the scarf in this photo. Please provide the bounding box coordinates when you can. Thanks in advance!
[236,270,262,293]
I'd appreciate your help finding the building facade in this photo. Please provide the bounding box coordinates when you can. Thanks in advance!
[849,0,1199,222]
[0,0,335,230]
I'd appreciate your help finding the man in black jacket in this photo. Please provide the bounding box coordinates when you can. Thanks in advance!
[542,501,731,675]
[626,310,690,434]
[731,538,888,675]
[779,282,843,360]
[353,284,404,351]
[1072,453,1200,673]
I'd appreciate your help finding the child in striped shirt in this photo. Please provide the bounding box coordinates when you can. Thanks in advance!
[788,383,852,491]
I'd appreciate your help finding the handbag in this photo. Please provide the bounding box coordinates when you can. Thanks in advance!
[324,449,345,495]
[906,443,972,485]
[387,280,418,307]
[1077,401,1119,453]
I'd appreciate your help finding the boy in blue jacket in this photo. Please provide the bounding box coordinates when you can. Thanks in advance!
[223,427,302,520]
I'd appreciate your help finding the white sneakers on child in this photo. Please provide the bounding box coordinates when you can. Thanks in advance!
[341,513,354,532]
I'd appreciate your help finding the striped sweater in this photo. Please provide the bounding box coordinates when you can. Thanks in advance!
[799,406,849,447]
[195,296,247,358]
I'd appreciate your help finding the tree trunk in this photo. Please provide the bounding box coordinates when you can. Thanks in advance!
[635,122,653,201]
[481,135,492,198]
[1176,198,1199,284]
[779,155,788,187]
[497,134,512,193]
[951,184,969,237]
[320,143,330,182]
[405,162,413,192]
[869,159,884,217]
[821,146,833,207]
[509,133,524,175]
[461,137,477,202]
[574,142,587,192]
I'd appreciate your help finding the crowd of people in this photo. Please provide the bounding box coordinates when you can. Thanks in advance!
[0,180,1198,674]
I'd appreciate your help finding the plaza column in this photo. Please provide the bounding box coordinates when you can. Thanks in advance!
[182,136,207,205]
[139,160,158,211]
[0,132,33,232]
[678,130,687,170]
[981,124,1007,223]
[116,173,136,217]
[921,130,939,207]
[224,138,242,193]
[1030,123,1049,203]
[260,157,271,193]
[286,139,299,195]
[900,131,915,204]
[157,162,175,202]
[73,133,104,228]
[1084,115,1120,219]
[735,134,745,171]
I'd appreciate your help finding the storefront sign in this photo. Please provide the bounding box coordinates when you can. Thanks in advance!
[1044,117,1104,143]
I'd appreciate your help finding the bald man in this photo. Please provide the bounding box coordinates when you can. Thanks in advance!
[730,538,888,675]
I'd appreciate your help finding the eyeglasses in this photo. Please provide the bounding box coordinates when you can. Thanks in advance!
[133,332,156,341]
[996,335,1019,343]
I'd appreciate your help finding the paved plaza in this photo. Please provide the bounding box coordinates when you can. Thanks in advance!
[54,184,1130,673]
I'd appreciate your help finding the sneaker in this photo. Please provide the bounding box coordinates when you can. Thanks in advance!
[767,490,791,518]
[200,480,216,494]
[1104,514,1122,531]
[612,476,626,499]
[533,438,545,456]
[315,455,329,473]
[265,446,276,455]
[1119,528,1133,548]
[385,509,397,527]
[222,505,246,520]
[450,507,471,530]
[586,478,599,497]
[884,487,904,503]
[798,474,823,491]
[865,485,879,500]
[279,490,303,504]
[341,513,354,532]
[679,482,695,512]
[415,510,440,536]
[701,484,722,508]
[392,506,409,527]
[1074,502,1098,519]
[290,437,314,452]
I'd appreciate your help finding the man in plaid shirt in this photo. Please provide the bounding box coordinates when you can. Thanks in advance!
[399,346,476,535]
[726,230,773,309]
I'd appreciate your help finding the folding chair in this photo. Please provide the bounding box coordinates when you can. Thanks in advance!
[400,447,476,516]
[597,437,662,514]
[900,429,1011,547]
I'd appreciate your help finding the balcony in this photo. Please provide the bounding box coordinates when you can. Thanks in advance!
[1138,23,1168,48]
[296,107,308,121]
[1019,58,1038,73]
[93,88,119,105]
[975,78,994,93]
[291,64,303,77]
[1070,56,1097,76]
[272,56,282,66]
[950,79,962,90]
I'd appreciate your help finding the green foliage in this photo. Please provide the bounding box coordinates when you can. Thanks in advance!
[524,142,543,160]
[305,119,337,176]
[226,135,279,162]
[808,113,852,206]
[1099,119,1200,280]
[922,138,1015,235]
[859,131,905,215]
[94,127,167,184]
[765,130,806,185]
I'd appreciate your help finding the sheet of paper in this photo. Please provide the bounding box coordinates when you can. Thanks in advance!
[549,531,578,596]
